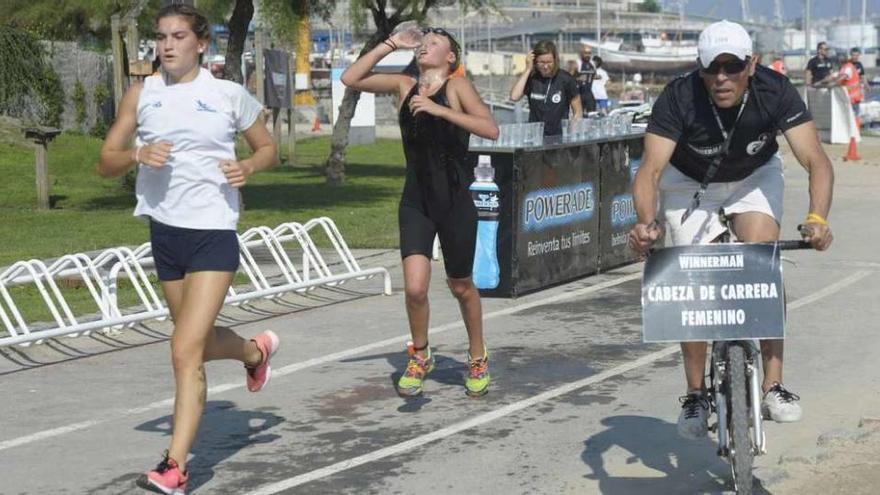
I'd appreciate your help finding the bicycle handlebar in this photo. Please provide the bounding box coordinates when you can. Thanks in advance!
[643,226,817,255]
[772,240,812,250]
[646,240,812,256]
[753,225,816,250]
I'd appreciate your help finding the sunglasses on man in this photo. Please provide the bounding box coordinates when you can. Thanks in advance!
[700,57,749,75]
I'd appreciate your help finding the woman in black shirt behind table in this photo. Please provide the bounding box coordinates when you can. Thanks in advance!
[510,40,582,136]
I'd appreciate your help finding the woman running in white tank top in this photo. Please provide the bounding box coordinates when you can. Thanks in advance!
[97,5,279,494]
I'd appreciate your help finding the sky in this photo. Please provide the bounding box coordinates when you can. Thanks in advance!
[683,0,876,22]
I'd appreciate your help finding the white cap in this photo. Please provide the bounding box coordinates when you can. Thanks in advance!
[697,20,753,69]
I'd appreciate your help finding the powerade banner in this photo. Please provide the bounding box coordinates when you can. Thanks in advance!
[264,49,291,109]
[514,146,600,294]
[522,183,595,232]
[642,243,786,343]
[598,139,643,270]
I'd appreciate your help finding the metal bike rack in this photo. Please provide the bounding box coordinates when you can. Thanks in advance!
[0,217,391,348]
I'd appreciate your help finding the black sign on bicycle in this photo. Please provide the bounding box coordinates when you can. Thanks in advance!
[642,243,785,343]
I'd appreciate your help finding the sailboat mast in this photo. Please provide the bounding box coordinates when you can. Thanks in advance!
[862,0,867,56]
[596,0,601,56]
[805,0,812,61]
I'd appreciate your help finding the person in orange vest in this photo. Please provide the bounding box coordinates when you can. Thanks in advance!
[769,52,787,76]
[838,52,864,127]
[850,47,870,97]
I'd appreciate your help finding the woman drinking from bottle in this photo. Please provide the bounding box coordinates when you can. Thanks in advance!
[342,27,498,397]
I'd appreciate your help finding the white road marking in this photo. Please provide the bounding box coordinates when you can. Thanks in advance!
[786,271,871,310]
[0,272,641,452]
[244,270,874,494]
[246,345,682,495]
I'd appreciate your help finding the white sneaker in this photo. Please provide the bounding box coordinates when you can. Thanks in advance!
[762,382,803,423]
[677,392,710,439]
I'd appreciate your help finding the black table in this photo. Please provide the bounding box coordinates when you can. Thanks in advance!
[469,131,645,297]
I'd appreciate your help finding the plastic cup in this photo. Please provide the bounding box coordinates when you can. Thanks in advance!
[514,123,524,147]
[525,122,542,146]
[523,123,532,146]
[501,124,513,147]
[622,113,634,134]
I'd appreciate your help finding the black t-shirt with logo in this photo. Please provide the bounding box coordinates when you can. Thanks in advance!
[806,56,834,82]
[647,65,812,183]
[525,70,579,136]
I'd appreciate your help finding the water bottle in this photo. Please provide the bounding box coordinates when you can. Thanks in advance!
[391,20,424,47]
[470,155,501,289]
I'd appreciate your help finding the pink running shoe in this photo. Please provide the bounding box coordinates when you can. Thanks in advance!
[246,330,280,392]
[136,451,188,495]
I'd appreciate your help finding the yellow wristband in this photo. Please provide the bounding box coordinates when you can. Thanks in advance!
[805,213,828,225]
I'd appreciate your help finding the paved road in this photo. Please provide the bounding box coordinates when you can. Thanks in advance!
[1,143,878,494]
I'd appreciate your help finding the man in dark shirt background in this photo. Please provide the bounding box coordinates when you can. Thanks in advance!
[805,41,835,87]
[577,46,597,114]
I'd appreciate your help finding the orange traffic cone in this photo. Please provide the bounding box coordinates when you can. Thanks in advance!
[311,115,321,132]
[843,137,860,161]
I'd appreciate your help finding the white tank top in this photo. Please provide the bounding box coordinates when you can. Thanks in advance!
[133,68,263,230]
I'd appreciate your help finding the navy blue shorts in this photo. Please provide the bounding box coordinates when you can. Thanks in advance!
[149,220,240,281]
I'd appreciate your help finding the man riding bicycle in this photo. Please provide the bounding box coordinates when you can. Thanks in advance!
[629,20,834,439]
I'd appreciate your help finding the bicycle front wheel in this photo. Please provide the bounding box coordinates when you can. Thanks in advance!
[728,343,754,494]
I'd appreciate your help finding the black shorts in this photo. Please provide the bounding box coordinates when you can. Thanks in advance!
[399,195,478,279]
[581,93,597,113]
[149,220,240,281]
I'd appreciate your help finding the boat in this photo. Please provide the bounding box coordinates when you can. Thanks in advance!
[581,33,698,74]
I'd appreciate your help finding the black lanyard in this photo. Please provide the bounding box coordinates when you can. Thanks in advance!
[680,89,750,224]
[542,76,555,107]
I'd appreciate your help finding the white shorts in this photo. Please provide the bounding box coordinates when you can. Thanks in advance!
[659,154,784,246]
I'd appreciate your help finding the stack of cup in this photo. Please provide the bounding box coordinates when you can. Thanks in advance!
[621,113,634,134]
[533,122,544,145]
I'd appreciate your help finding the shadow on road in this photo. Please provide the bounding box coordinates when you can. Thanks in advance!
[133,400,285,492]
[581,414,757,494]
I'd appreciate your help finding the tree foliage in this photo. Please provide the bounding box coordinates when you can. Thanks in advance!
[637,0,662,14]
[0,0,163,45]
[0,26,64,126]
[326,0,495,185]
[258,0,337,47]
[0,0,241,45]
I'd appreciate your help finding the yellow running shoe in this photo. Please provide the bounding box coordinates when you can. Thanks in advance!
[465,346,490,397]
[397,341,435,396]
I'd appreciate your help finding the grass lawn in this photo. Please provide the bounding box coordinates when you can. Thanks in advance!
[0,133,406,266]
[0,132,405,327]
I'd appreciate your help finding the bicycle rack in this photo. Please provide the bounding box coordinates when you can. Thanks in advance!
[0,217,391,348]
